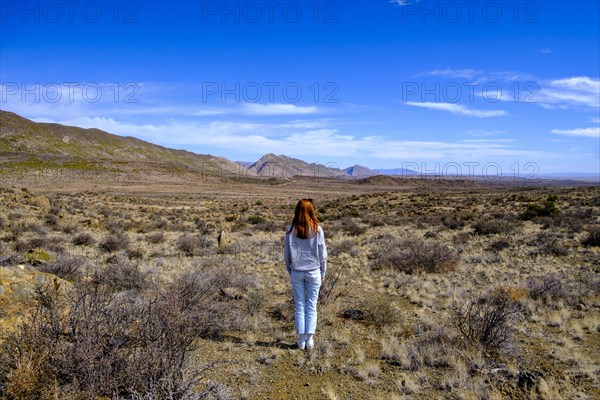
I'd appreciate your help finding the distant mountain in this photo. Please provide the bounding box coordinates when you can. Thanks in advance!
[343,164,377,177]
[374,168,418,176]
[236,161,255,168]
[247,153,349,179]
[0,111,250,176]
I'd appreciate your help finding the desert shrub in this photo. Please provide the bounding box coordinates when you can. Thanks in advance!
[73,233,95,246]
[342,218,367,236]
[24,249,54,263]
[253,220,280,232]
[487,238,511,252]
[44,214,58,227]
[382,325,459,371]
[365,297,398,326]
[526,274,566,301]
[92,253,148,292]
[441,214,466,230]
[194,218,210,234]
[177,234,211,256]
[452,287,523,354]
[318,264,346,305]
[146,231,166,244]
[12,222,46,236]
[522,197,560,220]
[472,218,518,236]
[246,290,265,316]
[330,239,357,256]
[37,254,87,282]
[99,231,130,252]
[246,214,266,225]
[529,232,570,256]
[0,268,245,400]
[370,238,458,274]
[60,224,78,234]
[582,225,600,247]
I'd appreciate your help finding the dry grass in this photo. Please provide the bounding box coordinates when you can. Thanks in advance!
[0,181,598,399]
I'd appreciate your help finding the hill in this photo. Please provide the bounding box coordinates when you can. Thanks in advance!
[247,153,350,179]
[0,111,250,177]
[343,164,377,177]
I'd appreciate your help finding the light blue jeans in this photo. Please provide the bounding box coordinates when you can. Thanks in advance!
[290,269,322,335]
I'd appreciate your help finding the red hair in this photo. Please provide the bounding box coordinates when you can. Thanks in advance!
[289,199,319,239]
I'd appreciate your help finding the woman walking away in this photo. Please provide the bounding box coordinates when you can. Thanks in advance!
[284,199,328,350]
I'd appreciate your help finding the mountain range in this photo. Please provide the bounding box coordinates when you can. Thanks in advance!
[0,111,383,179]
[1,111,596,182]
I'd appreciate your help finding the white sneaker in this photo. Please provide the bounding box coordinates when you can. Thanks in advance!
[297,339,306,350]
[306,337,314,351]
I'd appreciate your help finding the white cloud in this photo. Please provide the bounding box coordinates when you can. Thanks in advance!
[36,116,549,161]
[591,117,600,124]
[540,47,553,54]
[390,0,421,6]
[551,127,600,138]
[241,103,318,115]
[536,77,600,109]
[405,102,507,117]
[425,68,483,80]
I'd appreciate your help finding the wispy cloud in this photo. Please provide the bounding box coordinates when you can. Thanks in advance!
[390,0,421,6]
[540,47,553,54]
[241,103,318,116]
[424,68,483,80]
[404,102,507,118]
[551,127,600,138]
[538,77,600,109]
[36,115,549,162]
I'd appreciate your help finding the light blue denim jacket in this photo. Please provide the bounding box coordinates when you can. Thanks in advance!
[284,225,327,278]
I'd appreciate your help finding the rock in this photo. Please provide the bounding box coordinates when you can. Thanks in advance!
[28,195,51,212]
[217,230,232,247]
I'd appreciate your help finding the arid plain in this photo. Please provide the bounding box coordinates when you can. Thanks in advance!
[0,169,598,400]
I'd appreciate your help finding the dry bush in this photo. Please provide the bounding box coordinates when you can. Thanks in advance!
[318,264,346,305]
[370,237,458,274]
[582,225,600,247]
[194,218,210,234]
[146,231,166,244]
[99,231,130,252]
[526,274,566,302]
[342,218,367,236]
[472,218,518,236]
[44,213,58,227]
[487,238,511,252]
[441,214,466,230]
[253,220,280,232]
[0,266,249,399]
[529,232,570,256]
[177,234,212,256]
[95,253,148,292]
[329,239,357,256]
[365,297,399,326]
[452,287,523,355]
[36,253,87,282]
[381,325,461,371]
[73,232,95,246]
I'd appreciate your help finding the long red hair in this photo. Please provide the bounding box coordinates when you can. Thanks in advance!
[289,199,319,239]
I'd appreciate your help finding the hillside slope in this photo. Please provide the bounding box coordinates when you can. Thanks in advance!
[247,153,350,179]
[0,111,250,176]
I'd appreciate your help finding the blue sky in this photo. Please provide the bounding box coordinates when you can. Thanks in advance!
[1,0,599,176]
